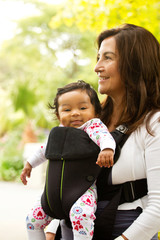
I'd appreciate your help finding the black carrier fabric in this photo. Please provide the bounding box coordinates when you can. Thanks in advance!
[41,127,101,219]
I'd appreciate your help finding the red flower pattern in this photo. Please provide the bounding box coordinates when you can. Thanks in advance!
[73,220,83,231]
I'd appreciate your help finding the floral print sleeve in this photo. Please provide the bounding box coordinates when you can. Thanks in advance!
[79,118,116,152]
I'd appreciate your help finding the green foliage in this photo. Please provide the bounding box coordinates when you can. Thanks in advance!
[0,155,23,181]
[0,90,26,136]
[11,81,38,114]
[49,0,160,40]
[0,0,99,136]
[0,129,24,181]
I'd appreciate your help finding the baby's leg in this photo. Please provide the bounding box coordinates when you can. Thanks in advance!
[45,232,56,240]
[70,182,97,240]
[26,195,52,240]
[45,219,60,240]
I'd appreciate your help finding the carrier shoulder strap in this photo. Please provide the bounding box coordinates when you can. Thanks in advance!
[96,125,129,202]
[107,124,147,203]
[111,125,129,163]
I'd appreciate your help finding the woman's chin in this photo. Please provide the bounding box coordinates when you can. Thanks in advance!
[98,86,107,95]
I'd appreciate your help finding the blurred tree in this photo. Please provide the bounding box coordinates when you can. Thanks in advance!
[0,0,99,181]
[0,0,98,135]
[49,0,160,40]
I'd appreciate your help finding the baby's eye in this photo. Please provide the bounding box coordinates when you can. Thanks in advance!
[64,109,70,112]
[80,107,87,110]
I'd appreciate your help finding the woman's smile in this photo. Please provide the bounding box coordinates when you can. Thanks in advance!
[98,76,110,83]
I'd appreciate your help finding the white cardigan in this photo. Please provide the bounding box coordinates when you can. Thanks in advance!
[113,112,160,240]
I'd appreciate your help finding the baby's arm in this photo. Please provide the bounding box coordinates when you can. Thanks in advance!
[20,144,46,185]
[81,118,116,168]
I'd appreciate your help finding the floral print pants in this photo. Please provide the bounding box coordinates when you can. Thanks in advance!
[70,182,97,239]
[26,182,97,240]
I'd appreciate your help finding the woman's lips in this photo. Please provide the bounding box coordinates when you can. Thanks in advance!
[99,77,109,83]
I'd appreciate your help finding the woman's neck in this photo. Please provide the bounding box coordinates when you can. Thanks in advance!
[108,99,124,132]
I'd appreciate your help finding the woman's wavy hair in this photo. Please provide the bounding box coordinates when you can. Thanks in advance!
[97,23,160,134]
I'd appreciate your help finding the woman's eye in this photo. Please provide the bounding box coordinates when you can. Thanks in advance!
[105,55,111,60]
[96,54,100,62]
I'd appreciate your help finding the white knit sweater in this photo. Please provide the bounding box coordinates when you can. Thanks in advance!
[113,112,160,239]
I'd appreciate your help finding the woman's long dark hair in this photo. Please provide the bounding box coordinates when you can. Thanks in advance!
[97,24,160,134]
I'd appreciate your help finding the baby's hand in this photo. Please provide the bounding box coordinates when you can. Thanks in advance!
[96,149,114,168]
[20,162,32,185]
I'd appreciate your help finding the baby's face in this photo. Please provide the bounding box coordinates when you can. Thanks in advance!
[57,89,96,128]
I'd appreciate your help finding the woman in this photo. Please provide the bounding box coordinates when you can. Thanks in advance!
[60,24,160,240]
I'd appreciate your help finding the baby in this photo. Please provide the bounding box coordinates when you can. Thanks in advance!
[21,80,116,240]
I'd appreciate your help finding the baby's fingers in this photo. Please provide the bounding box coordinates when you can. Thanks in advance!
[96,152,114,168]
[20,173,27,185]
[20,169,31,185]
[96,156,109,168]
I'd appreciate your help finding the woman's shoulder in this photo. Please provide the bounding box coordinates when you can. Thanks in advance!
[152,110,160,121]
[135,111,160,138]
[145,110,160,130]
[128,111,160,152]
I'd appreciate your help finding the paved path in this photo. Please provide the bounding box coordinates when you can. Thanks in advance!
[0,181,43,240]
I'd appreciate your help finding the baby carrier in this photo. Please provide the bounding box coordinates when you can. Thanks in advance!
[41,125,147,240]
[41,126,101,219]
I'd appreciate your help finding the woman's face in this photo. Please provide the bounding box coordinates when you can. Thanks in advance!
[94,37,125,100]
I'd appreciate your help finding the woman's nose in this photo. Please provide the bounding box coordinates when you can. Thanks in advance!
[94,61,103,74]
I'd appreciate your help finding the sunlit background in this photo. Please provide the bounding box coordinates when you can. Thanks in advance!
[0,0,160,239]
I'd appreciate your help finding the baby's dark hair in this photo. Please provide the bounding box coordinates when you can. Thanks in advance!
[49,80,101,117]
